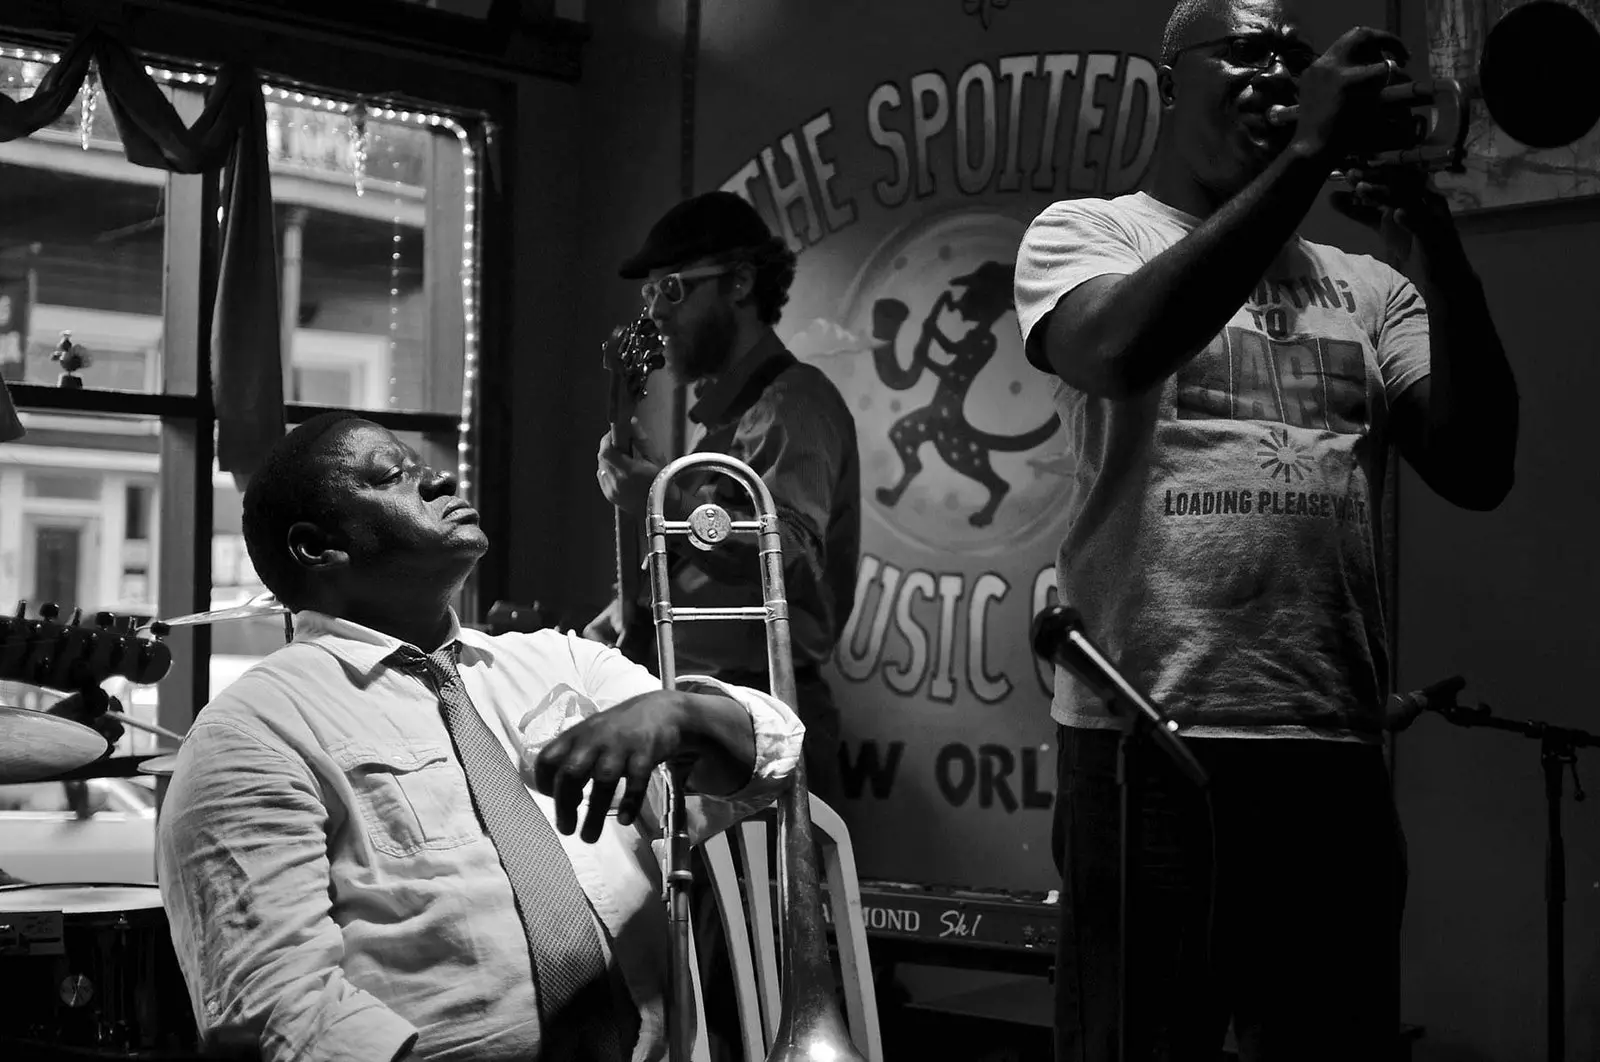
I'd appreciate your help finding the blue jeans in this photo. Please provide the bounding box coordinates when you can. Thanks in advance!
[1052,726,1407,1062]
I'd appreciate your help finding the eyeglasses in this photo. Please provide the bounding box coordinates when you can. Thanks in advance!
[640,265,732,306]
[1169,33,1319,76]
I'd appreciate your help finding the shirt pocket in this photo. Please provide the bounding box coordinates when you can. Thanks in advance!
[329,740,481,858]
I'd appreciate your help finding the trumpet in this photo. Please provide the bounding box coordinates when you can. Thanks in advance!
[645,452,866,1062]
[1267,0,1600,175]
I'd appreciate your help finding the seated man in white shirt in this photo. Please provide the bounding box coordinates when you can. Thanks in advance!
[157,410,805,1062]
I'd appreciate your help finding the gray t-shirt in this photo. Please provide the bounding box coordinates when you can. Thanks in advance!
[1015,191,1431,741]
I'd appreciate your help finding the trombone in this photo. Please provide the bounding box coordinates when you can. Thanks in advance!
[1267,0,1600,174]
[645,452,866,1062]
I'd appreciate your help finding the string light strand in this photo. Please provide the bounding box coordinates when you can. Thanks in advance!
[0,45,484,501]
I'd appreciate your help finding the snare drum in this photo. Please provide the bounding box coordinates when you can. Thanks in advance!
[0,883,197,1055]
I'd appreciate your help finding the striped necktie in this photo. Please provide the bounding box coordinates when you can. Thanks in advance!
[395,643,636,1060]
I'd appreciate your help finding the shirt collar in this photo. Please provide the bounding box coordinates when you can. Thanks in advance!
[688,329,788,427]
[291,608,496,682]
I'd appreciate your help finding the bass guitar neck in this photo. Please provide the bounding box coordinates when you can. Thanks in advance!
[602,311,665,664]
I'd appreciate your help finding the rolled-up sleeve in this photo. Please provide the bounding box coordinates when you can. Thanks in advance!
[157,718,419,1062]
[567,633,805,843]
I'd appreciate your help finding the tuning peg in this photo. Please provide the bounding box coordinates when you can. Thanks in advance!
[132,632,173,684]
[149,621,170,640]
[94,611,114,628]
[40,602,59,621]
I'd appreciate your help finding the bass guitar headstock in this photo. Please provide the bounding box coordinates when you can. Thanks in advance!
[602,310,666,451]
[0,600,173,691]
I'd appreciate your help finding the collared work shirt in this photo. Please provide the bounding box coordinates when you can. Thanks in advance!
[156,610,804,1062]
[661,331,860,675]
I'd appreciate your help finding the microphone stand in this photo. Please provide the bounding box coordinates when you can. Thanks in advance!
[1418,697,1600,1062]
[1031,607,1207,1062]
[1109,696,1210,1062]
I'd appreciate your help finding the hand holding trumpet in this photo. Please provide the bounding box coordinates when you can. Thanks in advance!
[1328,165,1465,278]
[1266,26,1410,164]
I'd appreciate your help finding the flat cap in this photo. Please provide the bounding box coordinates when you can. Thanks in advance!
[618,191,774,279]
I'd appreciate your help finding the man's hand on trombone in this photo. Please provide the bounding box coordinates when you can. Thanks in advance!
[530,688,758,843]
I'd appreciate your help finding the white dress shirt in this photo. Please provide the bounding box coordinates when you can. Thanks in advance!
[156,610,804,1062]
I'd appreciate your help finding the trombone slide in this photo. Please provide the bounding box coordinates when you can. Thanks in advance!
[644,452,866,1062]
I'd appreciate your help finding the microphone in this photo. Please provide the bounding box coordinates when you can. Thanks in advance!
[1383,674,1467,732]
[1031,605,1208,787]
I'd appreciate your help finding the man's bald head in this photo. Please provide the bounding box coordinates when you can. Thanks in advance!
[1160,0,1303,65]
[1161,0,1228,64]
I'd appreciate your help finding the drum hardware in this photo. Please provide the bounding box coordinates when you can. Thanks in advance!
[135,753,180,778]
[149,588,294,646]
[109,711,186,746]
[148,589,289,630]
[0,704,108,784]
[0,592,295,788]
[0,883,197,1055]
[1,601,174,785]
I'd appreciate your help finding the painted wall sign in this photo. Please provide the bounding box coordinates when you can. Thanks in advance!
[697,2,1171,889]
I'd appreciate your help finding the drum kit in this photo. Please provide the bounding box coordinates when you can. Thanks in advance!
[0,592,288,781]
[0,592,545,1057]
[0,593,286,1058]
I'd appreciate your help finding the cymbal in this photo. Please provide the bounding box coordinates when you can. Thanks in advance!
[0,704,109,784]
[137,753,181,777]
[154,591,288,628]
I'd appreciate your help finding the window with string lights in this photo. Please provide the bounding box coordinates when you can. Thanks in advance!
[0,41,487,747]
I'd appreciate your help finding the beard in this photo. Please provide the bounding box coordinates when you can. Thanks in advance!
[667,301,738,382]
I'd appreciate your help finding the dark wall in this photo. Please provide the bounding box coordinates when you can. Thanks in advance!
[1387,5,1600,1059]
[503,0,684,627]
[1391,198,1600,1061]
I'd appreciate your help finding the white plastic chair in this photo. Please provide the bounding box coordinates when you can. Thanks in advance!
[695,793,882,1062]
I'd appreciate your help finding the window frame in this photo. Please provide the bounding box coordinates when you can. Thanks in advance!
[1,50,504,737]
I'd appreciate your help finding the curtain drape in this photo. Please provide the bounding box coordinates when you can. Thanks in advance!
[0,29,283,471]
[0,376,19,441]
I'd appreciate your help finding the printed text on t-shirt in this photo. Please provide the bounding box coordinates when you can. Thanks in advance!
[1176,325,1367,434]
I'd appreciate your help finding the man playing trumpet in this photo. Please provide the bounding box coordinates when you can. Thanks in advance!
[1015,0,1518,1058]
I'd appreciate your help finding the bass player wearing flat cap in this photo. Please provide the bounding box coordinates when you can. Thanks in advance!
[588,190,860,811]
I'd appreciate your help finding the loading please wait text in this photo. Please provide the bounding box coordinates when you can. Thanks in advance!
[1162,489,1370,524]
